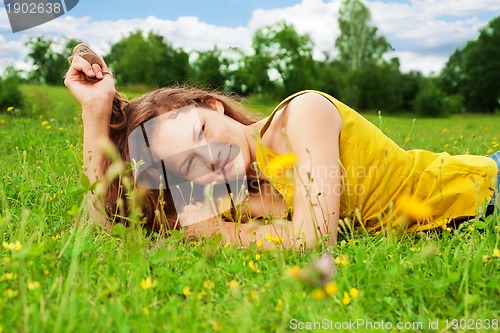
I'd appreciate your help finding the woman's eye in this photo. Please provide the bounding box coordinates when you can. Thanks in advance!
[186,155,196,174]
[198,124,205,141]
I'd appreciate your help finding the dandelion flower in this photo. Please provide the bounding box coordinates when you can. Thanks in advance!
[256,239,263,248]
[7,106,14,112]
[229,280,239,288]
[203,280,215,290]
[1,273,16,281]
[27,281,40,290]
[349,288,359,299]
[286,266,303,279]
[248,260,257,271]
[41,120,48,126]
[140,277,157,290]
[182,286,191,296]
[255,253,261,260]
[3,289,18,298]
[324,282,338,296]
[2,240,22,252]
[311,288,326,300]
[493,141,499,148]
[467,226,474,232]
[493,248,500,258]
[342,292,351,305]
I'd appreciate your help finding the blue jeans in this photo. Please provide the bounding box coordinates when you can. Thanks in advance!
[487,151,500,205]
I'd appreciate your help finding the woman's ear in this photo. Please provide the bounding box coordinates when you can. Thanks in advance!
[207,99,225,114]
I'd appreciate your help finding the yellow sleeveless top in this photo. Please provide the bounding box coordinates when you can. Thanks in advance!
[255,90,498,232]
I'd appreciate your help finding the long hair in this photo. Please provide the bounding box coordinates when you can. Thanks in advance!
[105,86,258,232]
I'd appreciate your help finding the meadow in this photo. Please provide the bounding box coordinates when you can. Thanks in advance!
[0,85,499,333]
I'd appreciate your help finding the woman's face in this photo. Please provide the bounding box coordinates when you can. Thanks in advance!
[149,103,251,185]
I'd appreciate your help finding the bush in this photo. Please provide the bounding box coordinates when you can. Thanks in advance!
[0,67,24,112]
[412,80,448,117]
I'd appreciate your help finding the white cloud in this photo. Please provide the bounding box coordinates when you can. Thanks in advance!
[0,0,498,75]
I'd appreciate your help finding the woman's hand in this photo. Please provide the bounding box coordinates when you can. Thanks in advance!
[64,45,115,112]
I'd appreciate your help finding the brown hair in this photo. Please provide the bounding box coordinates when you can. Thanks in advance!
[105,86,258,232]
[68,44,258,232]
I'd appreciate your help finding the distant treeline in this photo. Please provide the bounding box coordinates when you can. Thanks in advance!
[2,0,499,116]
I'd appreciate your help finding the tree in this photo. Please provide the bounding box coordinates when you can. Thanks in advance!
[231,22,317,98]
[0,66,24,110]
[440,16,500,113]
[191,48,228,89]
[106,31,190,87]
[25,37,79,85]
[335,0,390,70]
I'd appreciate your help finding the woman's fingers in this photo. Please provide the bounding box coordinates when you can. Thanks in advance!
[92,63,103,79]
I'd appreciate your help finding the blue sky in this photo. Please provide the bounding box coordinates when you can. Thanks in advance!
[0,0,499,75]
[68,0,304,27]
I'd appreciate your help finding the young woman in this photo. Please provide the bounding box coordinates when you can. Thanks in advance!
[65,44,499,249]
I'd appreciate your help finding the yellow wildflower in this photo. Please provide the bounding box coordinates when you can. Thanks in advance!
[334,255,349,266]
[198,289,207,298]
[248,260,257,271]
[143,308,149,315]
[287,265,303,279]
[398,195,432,220]
[41,120,48,126]
[2,240,22,252]
[255,253,261,260]
[493,141,499,148]
[59,127,64,131]
[486,149,494,155]
[2,273,16,281]
[256,239,263,248]
[265,233,283,245]
[324,282,338,296]
[3,289,18,298]
[27,281,40,290]
[441,128,448,134]
[311,288,326,300]
[467,226,474,232]
[182,286,191,296]
[0,119,5,124]
[482,255,490,262]
[275,298,283,311]
[43,269,49,275]
[203,280,215,290]
[46,125,51,130]
[349,288,359,299]
[493,248,500,258]
[140,277,157,290]
[250,290,259,300]
[229,280,239,288]
[342,292,351,305]
[7,106,14,111]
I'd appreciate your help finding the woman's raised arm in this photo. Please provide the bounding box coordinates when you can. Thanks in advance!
[64,46,116,228]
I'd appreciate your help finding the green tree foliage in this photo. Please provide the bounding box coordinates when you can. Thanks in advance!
[440,16,500,113]
[25,37,79,85]
[231,22,317,98]
[335,0,390,71]
[0,66,24,110]
[191,48,228,89]
[106,31,190,87]
[413,79,448,117]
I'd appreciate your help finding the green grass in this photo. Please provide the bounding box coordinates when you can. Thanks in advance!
[0,85,499,333]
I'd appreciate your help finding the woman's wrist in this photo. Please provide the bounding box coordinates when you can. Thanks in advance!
[81,99,113,122]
